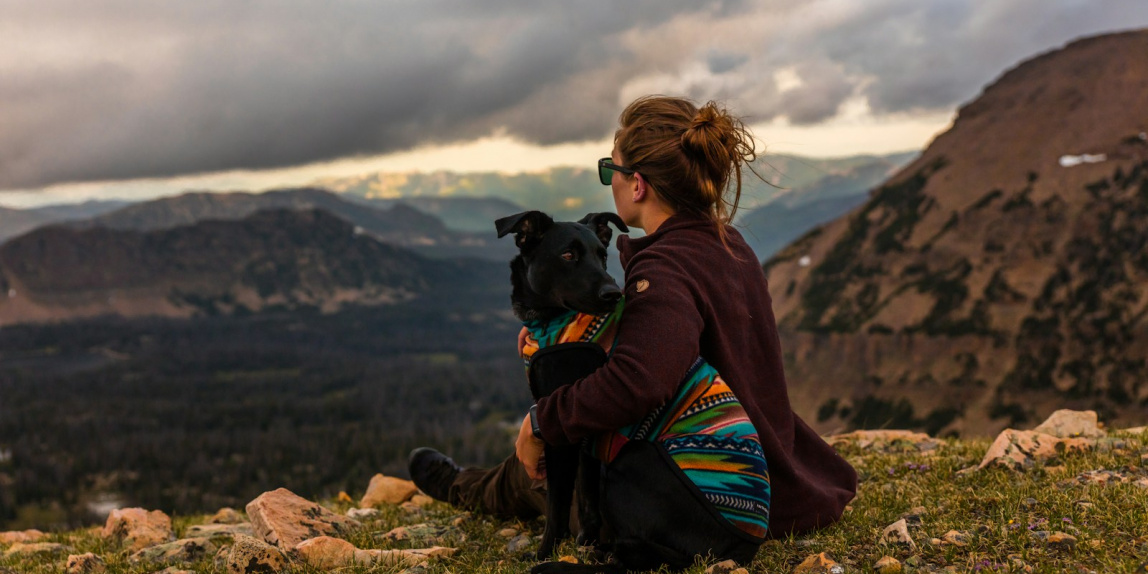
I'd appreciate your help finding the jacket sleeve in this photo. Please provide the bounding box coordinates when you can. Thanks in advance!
[534,251,705,445]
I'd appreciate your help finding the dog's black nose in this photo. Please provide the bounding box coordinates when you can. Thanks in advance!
[599,284,622,303]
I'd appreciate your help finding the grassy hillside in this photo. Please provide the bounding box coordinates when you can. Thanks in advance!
[3,427,1146,573]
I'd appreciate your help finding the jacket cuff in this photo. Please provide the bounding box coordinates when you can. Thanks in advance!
[534,396,572,446]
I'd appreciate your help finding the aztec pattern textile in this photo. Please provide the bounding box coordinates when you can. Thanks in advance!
[520,300,624,366]
[520,300,770,539]
[596,358,771,538]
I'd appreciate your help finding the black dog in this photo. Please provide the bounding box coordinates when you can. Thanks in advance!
[495,210,627,562]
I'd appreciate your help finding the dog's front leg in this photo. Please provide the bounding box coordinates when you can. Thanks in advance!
[575,451,603,548]
[538,443,578,558]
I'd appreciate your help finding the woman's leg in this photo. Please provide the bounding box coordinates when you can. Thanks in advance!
[410,448,548,521]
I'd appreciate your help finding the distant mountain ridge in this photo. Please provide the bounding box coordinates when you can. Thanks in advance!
[0,208,504,324]
[764,29,1148,436]
[0,200,129,244]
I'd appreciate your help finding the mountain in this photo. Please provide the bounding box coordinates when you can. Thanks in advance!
[764,30,1148,437]
[66,187,515,262]
[0,208,504,325]
[346,196,526,233]
[0,200,130,244]
[313,153,919,224]
[737,158,912,260]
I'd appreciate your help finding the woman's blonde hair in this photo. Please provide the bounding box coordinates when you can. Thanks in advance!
[614,95,759,244]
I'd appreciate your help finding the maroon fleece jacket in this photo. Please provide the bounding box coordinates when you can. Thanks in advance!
[535,210,857,537]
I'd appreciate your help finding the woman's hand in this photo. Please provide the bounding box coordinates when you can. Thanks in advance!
[516,413,546,480]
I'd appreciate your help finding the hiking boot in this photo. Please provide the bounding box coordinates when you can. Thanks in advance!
[408,447,462,502]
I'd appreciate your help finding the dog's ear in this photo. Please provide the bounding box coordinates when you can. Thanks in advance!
[578,212,629,247]
[495,211,555,250]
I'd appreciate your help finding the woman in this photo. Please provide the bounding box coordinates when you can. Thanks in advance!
[410,95,856,563]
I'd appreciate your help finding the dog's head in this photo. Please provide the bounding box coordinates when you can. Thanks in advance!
[495,210,628,321]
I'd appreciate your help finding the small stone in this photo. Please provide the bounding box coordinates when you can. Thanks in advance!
[559,555,579,564]
[1029,530,1051,542]
[899,506,926,526]
[3,542,74,558]
[881,519,917,550]
[360,473,419,507]
[245,488,359,549]
[129,537,217,565]
[705,559,740,574]
[928,538,942,546]
[507,534,532,553]
[904,556,923,568]
[207,508,245,524]
[224,534,288,574]
[793,552,844,574]
[1074,500,1095,510]
[65,553,106,574]
[0,529,46,545]
[497,528,519,538]
[378,523,448,543]
[874,556,902,574]
[410,494,435,507]
[337,491,354,503]
[1033,410,1105,438]
[150,568,196,574]
[793,539,818,548]
[347,507,380,520]
[1023,497,1038,507]
[400,501,423,513]
[450,513,470,527]
[941,530,970,547]
[102,508,174,551]
[1048,531,1077,551]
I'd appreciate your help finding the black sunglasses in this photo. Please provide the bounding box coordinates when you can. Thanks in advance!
[598,157,637,185]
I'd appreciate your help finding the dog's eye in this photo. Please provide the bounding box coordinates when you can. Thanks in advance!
[561,251,576,261]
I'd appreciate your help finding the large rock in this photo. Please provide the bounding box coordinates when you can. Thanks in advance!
[360,473,419,507]
[0,529,46,546]
[208,507,245,524]
[245,488,359,549]
[65,553,106,574]
[1033,410,1105,438]
[223,534,288,574]
[976,429,1093,470]
[129,537,217,565]
[102,508,174,551]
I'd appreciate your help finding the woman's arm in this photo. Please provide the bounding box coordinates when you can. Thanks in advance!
[532,252,705,445]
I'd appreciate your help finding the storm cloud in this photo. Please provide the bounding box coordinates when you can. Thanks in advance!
[2,0,1146,190]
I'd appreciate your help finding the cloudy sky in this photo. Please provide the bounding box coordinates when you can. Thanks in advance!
[2,1,1147,207]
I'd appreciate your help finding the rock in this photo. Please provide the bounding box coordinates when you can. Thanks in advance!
[373,546,456,568]
[1022,497,1038,507]
[185,523,254,541]
[223,534,288,574]
[1033,410,1105,438]
[410,494,435,507]
[975,429,1092,470]
[559,555,579,564]
[2,542,74,558]
[130,537,217,565]
[208,508,245,524]
[899,506,926,525]
[827,430,937,452]
[400,501,424,514]
[102,508,174,551]
[705,559,740,574]
[149,568,196,574]
[65,553,106,574]
[793,552,844,574]
[1048,531,1077,551]
[360,473,419,507]
[245,488,359,549]
[881,519,917,550]
[450,513,470,527]
[337,491,354,503]
[0,529,46,545]
[874,556,902,574]
[507,534,532,553]
[295,536,372,569]
[1121,426,1147,435]
[940,530,970,547]
[346,507,380,520]
[497,527,519,538]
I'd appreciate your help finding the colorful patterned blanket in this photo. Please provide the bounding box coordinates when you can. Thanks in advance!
[521,300,770,539]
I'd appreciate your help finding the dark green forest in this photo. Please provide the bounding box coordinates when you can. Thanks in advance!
[0,293,527,530]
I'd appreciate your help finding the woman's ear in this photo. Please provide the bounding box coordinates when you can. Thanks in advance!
[633,173,647,202]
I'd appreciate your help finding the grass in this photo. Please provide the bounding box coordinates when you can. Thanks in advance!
[3,430,1147,573]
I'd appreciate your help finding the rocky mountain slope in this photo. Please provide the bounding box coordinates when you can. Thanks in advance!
[0,201,128,244]
[0,208,503,324]
[765,29,1148,437]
